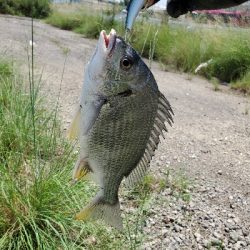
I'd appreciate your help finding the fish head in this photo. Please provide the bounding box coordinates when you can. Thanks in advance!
[87,29,155,97]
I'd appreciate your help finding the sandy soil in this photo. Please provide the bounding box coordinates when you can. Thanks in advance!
[1,15,249,249]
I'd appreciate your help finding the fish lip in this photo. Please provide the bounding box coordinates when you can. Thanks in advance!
[100,29,116,56]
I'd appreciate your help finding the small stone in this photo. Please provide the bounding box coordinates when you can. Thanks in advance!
[234,241,246,249]
[230,203,236,209]
[160,155,165,161]
[229,231,239,243]
[174,224,182,232]
[213,232,222,240]
[190,154,197,159]
[194,232,202,242]
[202,239,209,247]
[217,170,222,175]
[233,217,240,224]
[198,245,203,250]
[156,160,161,166]
[227,219,234,224]
[242,229,249,237]
[86,236,97,245]
[228,213,235,218]
[210,222,216,228]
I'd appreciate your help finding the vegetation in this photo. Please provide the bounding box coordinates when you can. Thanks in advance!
[0,60,191,248]
[46,9,250,94]
[0,60,122,249]
[0,0,51,18]
[1,58,191,249]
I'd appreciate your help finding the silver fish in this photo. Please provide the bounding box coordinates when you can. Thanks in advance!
[125,0,159,31]
[68,29,173,230]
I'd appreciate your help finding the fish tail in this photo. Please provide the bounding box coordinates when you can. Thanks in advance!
[75,192,123,230]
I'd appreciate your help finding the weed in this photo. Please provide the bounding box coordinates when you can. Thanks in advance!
[0,21,153,250]
[207,239,225,250]
[231,70,250,94]
[162,170,192,202]
[50,38,70,56]
[211,77,220,91]
[0,0,51,18]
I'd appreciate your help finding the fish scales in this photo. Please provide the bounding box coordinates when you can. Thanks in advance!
[88,88,158,181]
[68,29,173,230]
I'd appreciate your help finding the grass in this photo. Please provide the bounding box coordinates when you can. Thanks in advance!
[46,10,118,39]
[46,8,250,94]
[0,60,132,249]
[231,70,250,94]
[1,56,187,249]
[0,0,51,18]
[0,65,191,248]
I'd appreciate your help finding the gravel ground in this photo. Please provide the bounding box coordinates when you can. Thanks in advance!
[1,15,249,249]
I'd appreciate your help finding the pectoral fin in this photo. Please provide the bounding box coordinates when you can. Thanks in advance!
[82,97,106,135]
[68,107,81,140]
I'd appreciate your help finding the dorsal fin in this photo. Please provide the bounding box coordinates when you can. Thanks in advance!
[125,92,173,187]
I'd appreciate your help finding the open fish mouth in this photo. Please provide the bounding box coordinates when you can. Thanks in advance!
[100,29,116,55]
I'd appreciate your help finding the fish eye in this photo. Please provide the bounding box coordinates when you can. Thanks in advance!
[120,57,133,70]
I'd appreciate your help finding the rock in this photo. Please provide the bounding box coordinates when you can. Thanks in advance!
[217,170,222,175]
[194,232,202,242]
[229,231,239,243]
[174,224,182,232]
[242,229,249,237]
[233,217,240,224]
[213,232,222,240]
[234,241,247,249]
[86,236,97,245]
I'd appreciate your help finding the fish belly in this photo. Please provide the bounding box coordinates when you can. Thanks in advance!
[87,91,158,204]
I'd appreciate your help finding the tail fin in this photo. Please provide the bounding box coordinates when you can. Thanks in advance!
[75,192,123,230]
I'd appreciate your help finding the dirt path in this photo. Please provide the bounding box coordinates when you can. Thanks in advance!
[1,15,249,249]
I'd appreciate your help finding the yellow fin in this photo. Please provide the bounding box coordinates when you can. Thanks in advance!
[75,192,123,230]
[67,107,81,140]
[72,158,90,183]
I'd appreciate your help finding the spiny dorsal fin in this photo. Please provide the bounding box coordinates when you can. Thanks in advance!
[125,91,173,187]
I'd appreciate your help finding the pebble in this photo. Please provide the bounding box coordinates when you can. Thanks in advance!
[194,232,202,242]
[229,231,239,243]
[217,170,222,175]
[139,167,249,250]
[213,232,222,240]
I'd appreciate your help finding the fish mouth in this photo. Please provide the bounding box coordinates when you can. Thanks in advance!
[100,29,116,55]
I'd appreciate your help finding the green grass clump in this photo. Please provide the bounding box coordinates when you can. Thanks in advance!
[0,61,129,249]
[208,33,250,83]
[46,9,250,94]
[0,0,51,18]
[231,70,250,94]
[46,10,119,39]
[0,61,80,249]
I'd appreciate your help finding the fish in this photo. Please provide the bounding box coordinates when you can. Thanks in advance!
[68,29,173,230]
[125,0,160,31]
